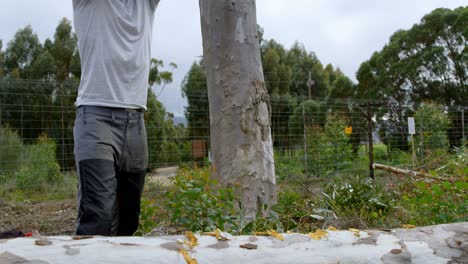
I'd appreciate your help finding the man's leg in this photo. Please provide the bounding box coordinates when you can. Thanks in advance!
[117,112,148,236]
[76,159,117,235]
[74,107,118,236]
[115,169,145,236]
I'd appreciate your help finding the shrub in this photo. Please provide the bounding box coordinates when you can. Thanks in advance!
[415,102,450,151]
[135,198,159,236]
[15,134,62,191]
[164,167,237,232]
[0,127,23,180]
[307,114,353,175]
[400,180,468,225]
[159,141,180,165]
[273,189,319,232]
[324,176,397,224]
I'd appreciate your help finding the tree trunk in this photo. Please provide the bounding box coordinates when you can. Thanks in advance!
[199,0,277,217]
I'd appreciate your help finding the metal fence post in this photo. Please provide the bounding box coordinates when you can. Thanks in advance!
[462,109,465,149]
[302,102,307,173]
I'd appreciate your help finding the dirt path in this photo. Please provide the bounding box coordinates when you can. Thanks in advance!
[0,199,76,236]
[146,166,178,186]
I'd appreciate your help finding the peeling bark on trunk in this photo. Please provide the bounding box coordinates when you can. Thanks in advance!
[199,0,277,217]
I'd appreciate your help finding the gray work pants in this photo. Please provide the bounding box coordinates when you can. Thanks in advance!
[73,106,148,236]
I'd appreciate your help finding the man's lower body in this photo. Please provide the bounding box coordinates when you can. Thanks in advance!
[73,106,148,236]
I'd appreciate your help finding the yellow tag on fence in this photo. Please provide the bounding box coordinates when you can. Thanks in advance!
[345,126,353,135]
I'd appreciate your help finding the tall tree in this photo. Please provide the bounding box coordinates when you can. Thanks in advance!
[182,61,210,141]
[0,40,4,77]
[285,42,326,98]
[52,18,77,81]
[356,7,467,148]
[29,51,56,79]
[199,0,277,217]
[4,25,42,78]
[146,58,182,169]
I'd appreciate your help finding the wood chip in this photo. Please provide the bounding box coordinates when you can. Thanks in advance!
[120,243,140,246]
[240,243,258,250]
[72,235,94,240]
[35,239,52,246]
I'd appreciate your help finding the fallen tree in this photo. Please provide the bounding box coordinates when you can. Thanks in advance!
[0,222,466,263]
[373,163,457,182]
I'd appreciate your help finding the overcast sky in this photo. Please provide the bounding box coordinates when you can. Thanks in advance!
[0,0,465,116]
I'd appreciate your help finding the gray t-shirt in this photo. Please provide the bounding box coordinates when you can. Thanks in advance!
[73,0,159,110]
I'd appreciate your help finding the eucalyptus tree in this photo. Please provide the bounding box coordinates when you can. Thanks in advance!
[356,7,467,147]
[4,25,42,78]
[199,0,277,217]
[182,61,210,141]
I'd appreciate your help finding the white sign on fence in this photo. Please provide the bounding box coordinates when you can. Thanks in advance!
[408,117,416,135]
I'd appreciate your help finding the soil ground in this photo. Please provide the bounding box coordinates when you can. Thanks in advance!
[0,167,177,236]
[0,199,76,236]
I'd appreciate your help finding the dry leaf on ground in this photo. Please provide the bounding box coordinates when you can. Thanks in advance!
[254,230,284,241]
[180,249,198,264]
[309,229,328,240]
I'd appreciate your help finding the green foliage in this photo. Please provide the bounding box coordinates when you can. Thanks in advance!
[158,141,180,165]
[146,87,190,169]
[164,167,237,232]
[306,114,353,175]
[51,18,78,81]
[0,39,4,77]
[4,25,42,78]
[239,206,283,234]
[323,115,353,165]
[0,127,23,180]
[15,134,62,191]
[289,100,325,147]
[135,198,159,236]
[401,180,467,225]
[182,61,209,140]
[329,74,354,101]
[181,38,354,153]
[261,40,292,95]
[148,59,176,86]
[29,51,56,79]
[415,102,450,151]
[272,189,319,232]
[274,150,305,180]
[0,171,76,202]
[356,7,467,147]
[437,147,467,177]
[372,144,389,161]
[324,176,396,224]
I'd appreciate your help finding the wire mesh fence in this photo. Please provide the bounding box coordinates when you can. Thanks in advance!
[0,78,466,183]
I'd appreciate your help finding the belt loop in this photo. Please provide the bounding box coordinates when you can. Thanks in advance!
[83,106,87,125]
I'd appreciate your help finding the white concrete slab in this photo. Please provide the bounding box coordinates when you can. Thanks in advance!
[0,222,466,264]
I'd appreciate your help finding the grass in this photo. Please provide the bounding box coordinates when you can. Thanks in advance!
[0,171,77,202]
[0,145,465,236]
